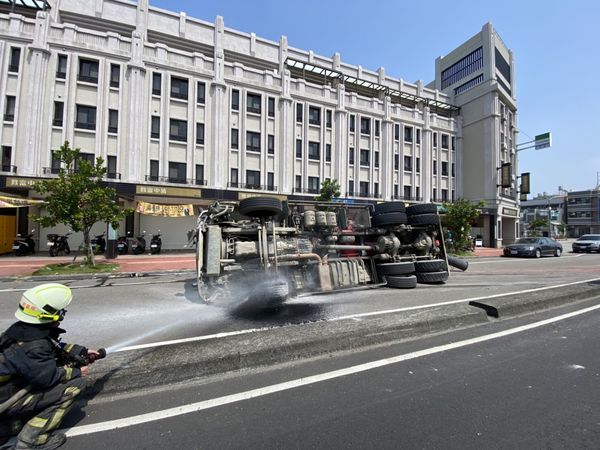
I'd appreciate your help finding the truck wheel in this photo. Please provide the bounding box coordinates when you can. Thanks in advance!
[408,214,439,226]
[416,271,449,284]
[374,202,406,215]
[385,275,417,289]
[371,212,408,227]
[447,256,469,271]
[406,203,438,216]
[238,197,283,218]
[376,261,415,276]
[415,259,447,273]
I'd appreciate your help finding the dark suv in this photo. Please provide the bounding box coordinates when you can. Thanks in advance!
[572,234,600,253]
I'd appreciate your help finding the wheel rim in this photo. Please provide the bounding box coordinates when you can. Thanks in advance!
[556,249,561,257]
[535,249,541,258]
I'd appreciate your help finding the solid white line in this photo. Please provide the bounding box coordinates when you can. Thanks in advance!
[65,301,600,437]
[114,276,600,352]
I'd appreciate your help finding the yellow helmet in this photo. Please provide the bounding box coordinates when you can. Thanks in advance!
[15,283,73,324]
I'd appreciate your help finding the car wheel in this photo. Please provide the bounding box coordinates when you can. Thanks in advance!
[554,248,561,257]
[534,249,541,258]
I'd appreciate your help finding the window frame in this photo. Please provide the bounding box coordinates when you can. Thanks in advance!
[74,104,97,130]
[78,58,99,84]
[246,131,261,152]
[247,93,262,114]
[108,109,118,133]
[170,76,189,101]
[169,118,188,142]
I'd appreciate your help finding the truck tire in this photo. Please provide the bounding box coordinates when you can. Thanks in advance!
[415,259,447,273]
[447,256,469,271]
[238,197,283,218]
[416,271,449,284]
[374,202,406,215]
[376,261,415,276]
[371,212,408,227]
[406,203,438,216]
[386,275,417,289]
[408,214,439,226]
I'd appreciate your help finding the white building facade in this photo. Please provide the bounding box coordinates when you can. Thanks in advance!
[0,0,514,250]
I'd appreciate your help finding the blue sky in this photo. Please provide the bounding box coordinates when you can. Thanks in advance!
[151,0,600,196]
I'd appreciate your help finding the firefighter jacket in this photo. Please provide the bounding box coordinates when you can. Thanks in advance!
[0,322,82,404]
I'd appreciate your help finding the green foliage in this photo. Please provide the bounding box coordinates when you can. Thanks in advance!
[30,141,133,265]
[442,198,485,251]
[315,179,341,202]
[528,218,549,236]
[33,263,119,276]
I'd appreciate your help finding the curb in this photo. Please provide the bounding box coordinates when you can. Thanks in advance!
[0,269,195,282]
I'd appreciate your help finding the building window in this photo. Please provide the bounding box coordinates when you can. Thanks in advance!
[56,54,68,79]
[441,46,483,89]
[106,155,117,179]
[433,160,437,175]
[267,172,275,190]
[246,170,260,188]
[442,161,449,176]
[375,120,380,137]
[394,154,399,170]
[8,47,20,73]
[374,152,379,168]
[1,146,11,172]
[404,126,413,143]
[404,156,412,171]
[394,124,400,140]
[360,117,371,135]
[416,129,421,144]
[452,136,456,150]
[169,119,188,142]
[75,105,96,130]
[442,189,448,202]
[348,180,354,196]
[50,150,61,174]
[4,96,15,122]
[403,185,411,199]
[75,153,95,172]
[197,82,206,104]
[196,123,205,145]
[326,144,331,162]
[326,110,332,128]
[309,106,321,125]
[295,175,302,191]
[433,132,438,147]
[195,164,205,185]
[308,176,320,194]
[110,64,120,88]
[150,116,160,139]
[416,186,420,200]
[171,76,189,100]
[441,134,449,149]
[152,73,162,96]
[296,103,303,123]
[231,89,239,110]
[360,149,370,166]
[374,182,379,197]
[394,184,398,198]
[246,131,261,152]
[416,157,420,173]
[149,160,159,181]
[349,115,355,132]
[247,93,261,114]
[268,97,275,117]
[53,101,64,127]
[268,134,275,154]
[308,141,320,160]
[359,181,369,197]
[78,58,99,84]
[108,109,118,133]
[231,128,239,149]
[296,139,302,158]
[452,162,456,177]
[168,162,187,184]
[230,168,238,187]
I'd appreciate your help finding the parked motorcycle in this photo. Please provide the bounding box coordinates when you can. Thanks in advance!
[13,232,36,256]
[130,231,147,255]
[91,232,106,254]
[117,233,129,255]
[47,233,71,257]
[150,232,162,254]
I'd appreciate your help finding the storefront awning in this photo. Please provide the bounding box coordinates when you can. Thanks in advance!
[136,200,195,217]
[0,194,44,208]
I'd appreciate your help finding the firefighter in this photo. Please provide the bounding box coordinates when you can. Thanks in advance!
[0,283,99,450]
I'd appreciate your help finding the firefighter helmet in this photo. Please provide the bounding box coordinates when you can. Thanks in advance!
[15,283,73,324]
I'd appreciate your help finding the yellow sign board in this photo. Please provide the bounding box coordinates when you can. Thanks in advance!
[136,185,202,198]
[6,177,39,189]
[136,201,194,217]
[238,192,287,201]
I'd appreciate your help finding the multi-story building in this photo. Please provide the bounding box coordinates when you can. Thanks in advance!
[566,188,600,237]
[0,0,515,250]
[519,194,567,238]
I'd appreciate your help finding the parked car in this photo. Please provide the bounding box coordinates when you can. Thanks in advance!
[503,237,562,258]
[572,234,600,253]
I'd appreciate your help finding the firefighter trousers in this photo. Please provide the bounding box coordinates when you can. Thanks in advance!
[0,377,87,447]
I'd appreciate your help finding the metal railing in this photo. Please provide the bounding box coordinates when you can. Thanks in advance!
[228,182,277,191]
[392,195,423,202]
[0,165,17,173]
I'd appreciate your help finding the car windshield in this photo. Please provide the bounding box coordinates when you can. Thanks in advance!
[515,238,539,244]
[579,235,600,241]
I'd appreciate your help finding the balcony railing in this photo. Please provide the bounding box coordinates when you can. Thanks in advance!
[347,191,383,199]
[4,114,14,122]
[78,75,98,84]
[105,172,121,180]
[293,188,320,195]
[0,165,17,173]
[144,175,195,184]
[228,182,277,191]
[194,179,207,186]
[393,195,424,202]
[42,167,61,175]
[75,122,96,130]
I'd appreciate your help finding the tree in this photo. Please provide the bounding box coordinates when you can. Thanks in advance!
[31,141,132,266]
[528,218,549,237]
[315,179,341,202]
[442,198,485,252]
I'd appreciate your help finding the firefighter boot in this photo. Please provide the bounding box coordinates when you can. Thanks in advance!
[14,432,66,450]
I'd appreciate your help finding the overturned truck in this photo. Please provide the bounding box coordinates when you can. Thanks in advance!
[193,197,467,305]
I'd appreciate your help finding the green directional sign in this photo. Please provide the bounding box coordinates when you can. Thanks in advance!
[535,132,552,150]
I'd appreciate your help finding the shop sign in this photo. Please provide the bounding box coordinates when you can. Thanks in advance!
[135,185,202,198]
[0,195,44,208]
[502,207,518,217]
[6,177,39,189]
[136,201,194,217]
[238,192,287,201]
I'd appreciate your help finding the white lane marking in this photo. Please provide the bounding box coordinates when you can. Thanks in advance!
[469,254,585,264]
[65,301,600,437]
[114,277,600,352]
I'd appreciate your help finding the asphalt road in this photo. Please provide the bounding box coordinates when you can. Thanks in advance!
[57,296,600,450]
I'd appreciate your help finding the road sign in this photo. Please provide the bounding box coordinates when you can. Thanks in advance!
[535,132,552,150]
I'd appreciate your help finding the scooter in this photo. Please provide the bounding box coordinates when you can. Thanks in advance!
[130,231,147,255]
[13,232,36,256]
[47,233,71,257]
[117,233,129,255]
[150,232,162,254]
[91,232,106,254]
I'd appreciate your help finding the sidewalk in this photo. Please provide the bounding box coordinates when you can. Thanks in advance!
[0,252,196,278]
